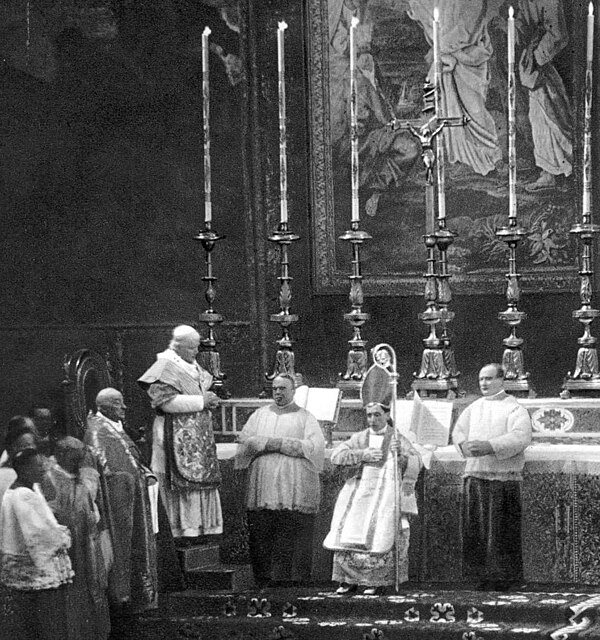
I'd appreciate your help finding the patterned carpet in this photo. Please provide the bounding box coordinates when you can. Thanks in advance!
[109,584,600,640]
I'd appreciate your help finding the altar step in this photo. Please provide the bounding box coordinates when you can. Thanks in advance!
[177,543,221,572]
[122,585,600,640]
[184,563,254,591]
[176,543,254,592]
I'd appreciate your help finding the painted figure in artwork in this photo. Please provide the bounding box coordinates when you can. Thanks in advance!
[329,0,420,217]
[515,0,573,192]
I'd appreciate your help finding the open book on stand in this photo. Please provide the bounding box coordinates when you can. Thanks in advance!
[394,392,453,447]
[294,386,342,423]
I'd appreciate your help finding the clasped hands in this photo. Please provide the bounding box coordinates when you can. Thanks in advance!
[462,440,494,457]
[362,436,401,463]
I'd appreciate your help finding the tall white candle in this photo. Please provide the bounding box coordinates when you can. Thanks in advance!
[202,26,212,224]
[432,7,445,223]
[350,15,360,223]
[507,7,517,220]
[588,3,595,63]
[507,6,515,65]
[583,5,594,221]
[278,21,288,225]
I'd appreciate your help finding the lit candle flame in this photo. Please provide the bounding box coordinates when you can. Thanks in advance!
[278,20,288,31]
[351,16,359,28]
[433,7,439,21]
[203,26,211,36]
[508,5,514,18]
[590,2,594,17]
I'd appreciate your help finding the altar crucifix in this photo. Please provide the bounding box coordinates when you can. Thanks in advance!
[388,78,468,397]
[387,89,468,234]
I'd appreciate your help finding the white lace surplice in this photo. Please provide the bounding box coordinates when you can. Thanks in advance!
[0,485,73,590]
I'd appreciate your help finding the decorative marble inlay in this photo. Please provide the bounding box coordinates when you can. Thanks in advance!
[246,597,271,617]
[430,602,456,622]
[531,407,574,432]
[467,607,484,623]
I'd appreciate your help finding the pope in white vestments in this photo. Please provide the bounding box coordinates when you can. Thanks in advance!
[138,325,222,538]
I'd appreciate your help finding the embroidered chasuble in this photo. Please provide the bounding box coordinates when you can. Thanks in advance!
[138,349,222,537]
[85,412,158,611]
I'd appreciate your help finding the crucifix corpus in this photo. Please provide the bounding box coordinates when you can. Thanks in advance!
[387,87,468,233]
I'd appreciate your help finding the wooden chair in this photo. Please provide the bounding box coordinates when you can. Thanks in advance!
[62,349,113,440]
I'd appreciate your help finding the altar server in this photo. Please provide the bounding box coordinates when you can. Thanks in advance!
[235,374,325,588]
[452,363,532,591]
[0,448,73,640]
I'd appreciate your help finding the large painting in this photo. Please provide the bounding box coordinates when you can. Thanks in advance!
[308,0,582,295]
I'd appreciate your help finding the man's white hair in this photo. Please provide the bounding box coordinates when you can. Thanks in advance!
[169,325,200,348]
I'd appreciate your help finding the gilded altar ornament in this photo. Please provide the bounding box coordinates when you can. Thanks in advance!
[562,3,600,398]
[338,15,372,394]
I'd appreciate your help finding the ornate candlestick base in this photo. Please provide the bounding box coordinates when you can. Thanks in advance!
[337,226,372,396]
[434,225,460,393]
[411,324,459,398]
[262,223,302,397]
[498,323,531,397]
[495,224,533,398]
[562,222,600,398]
[195,226,229,398]
[412,233,458,399]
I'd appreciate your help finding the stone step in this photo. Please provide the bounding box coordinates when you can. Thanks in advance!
[162,586,600,627]
[184,563,254,592]
[176,543,221,572]
[125,610,600,640]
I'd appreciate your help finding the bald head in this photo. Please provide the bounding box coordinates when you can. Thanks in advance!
[96,388,127,422]
[170,325,201,363]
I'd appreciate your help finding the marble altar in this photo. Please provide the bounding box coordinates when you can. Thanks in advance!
[215,397,600,586]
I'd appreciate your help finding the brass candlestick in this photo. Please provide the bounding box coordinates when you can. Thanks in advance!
[263,222,302,394]
[495,228,528,384]
[338,222,372,394]
[495,12,532,398]
[412,229,458,398]
[496,222,532,397]
[412,232,449,391]
[562,222,600,396]
[435,222,460,384]
[562,39,600,397]
[195,225,229,398]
